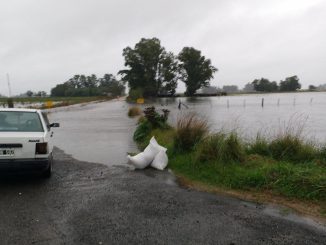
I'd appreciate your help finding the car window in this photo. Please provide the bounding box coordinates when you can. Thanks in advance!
[0,111,44,132]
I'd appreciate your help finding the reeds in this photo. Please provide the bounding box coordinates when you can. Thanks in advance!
[174,113,209,152]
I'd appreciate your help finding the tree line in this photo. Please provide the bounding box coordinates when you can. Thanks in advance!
[51,74,125,97]
[50,37,305,97]
[251,76,301,92]
[50,37,217,98]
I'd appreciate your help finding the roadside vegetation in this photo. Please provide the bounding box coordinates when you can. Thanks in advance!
[128,106,142,117]
[0,96,111,109]
[133,107,326,215]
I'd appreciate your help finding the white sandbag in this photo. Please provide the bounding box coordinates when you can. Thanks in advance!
[151,150,168,170]
[127,152,152,169]
[149,136,167,152]
[143,136,167,162]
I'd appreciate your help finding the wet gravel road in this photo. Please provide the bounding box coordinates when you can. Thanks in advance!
[0,148,325,245]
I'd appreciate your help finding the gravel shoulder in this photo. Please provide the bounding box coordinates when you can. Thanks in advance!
[0,148,325,245]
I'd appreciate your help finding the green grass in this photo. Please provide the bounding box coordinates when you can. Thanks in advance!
[133,120,326,203]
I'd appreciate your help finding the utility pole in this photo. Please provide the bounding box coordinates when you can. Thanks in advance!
[6,73,14,108]
[6,73,12,97]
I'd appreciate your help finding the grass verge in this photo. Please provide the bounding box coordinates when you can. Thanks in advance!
[133,113,326,218]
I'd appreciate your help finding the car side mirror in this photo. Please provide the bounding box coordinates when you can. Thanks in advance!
[49,123,60,128]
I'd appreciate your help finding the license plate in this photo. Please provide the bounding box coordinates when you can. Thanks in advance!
[0,149,15,156]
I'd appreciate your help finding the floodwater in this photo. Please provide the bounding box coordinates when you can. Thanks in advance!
[49,100,138,166]
[49,92,326,165]
[148,92,326,143]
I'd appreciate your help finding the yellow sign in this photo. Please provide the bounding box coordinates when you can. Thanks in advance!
[136,98,144,104]
[46,101,53,109]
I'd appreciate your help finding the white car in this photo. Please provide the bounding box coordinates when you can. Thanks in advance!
[0,108,59,177]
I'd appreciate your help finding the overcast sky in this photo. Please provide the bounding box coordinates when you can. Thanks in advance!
[0,0,325,95]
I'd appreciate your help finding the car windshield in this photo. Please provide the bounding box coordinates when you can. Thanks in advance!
[0,111,44,132]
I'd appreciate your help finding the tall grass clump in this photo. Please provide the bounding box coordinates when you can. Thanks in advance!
[269,134,316,162]
[128,106,142,117]
[247,134,270,156]
[174,113,208,152]
[197,132,245,163]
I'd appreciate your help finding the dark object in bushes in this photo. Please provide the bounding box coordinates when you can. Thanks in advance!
[143,106,170,129]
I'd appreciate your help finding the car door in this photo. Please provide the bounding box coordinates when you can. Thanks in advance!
[41,112,53,154]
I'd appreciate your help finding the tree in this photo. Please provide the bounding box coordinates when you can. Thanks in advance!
[252,78,278,92]
[26,90,33,97]
[178,47,217,96]
[99,74,125,96]
[119,37,178,97]
[279,76,301,91]
[309,85,317,91]
[51,74,125,97]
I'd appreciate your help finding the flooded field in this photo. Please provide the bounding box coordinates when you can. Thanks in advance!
[149,92,326,143]
[49,92,326,165]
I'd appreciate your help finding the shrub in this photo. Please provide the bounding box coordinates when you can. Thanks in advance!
[269,134,316,162]
[133,120,152,142]
[128,106,142,117]
[247,135,271,156]
[198,132,245,163]
[174,113,208,152]
[143,106,170,129]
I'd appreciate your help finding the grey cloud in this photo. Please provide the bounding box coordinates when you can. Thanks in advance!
[0,0,325,95]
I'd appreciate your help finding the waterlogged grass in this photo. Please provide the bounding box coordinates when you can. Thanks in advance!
[134,116,326,203]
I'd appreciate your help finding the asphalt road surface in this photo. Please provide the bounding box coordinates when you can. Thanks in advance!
[0,148,325,245]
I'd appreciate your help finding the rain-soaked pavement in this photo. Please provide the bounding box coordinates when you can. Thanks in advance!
[0,99,325,244]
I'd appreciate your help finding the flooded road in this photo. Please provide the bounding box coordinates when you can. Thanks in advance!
[49,99,138,166]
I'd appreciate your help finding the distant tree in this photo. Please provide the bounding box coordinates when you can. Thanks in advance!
[243,83,255,93]
[51,83,69,97]
[99,74,125,96]
[178,47,217,96]
[51,74,125,97]
[119,37,178,97]
[26,90,33,97]
[222,85,238,93]
[252,78,278,92]
[279,76,301,91]
[309,85,317,91]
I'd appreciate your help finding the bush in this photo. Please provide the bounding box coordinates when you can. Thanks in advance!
[133,120,152,142]
[247,135,270,156]
[174,113,208,152]
[269,135,316,162]
[198,132,245,163]
[128,106,142,117]
[143,106,170,129]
